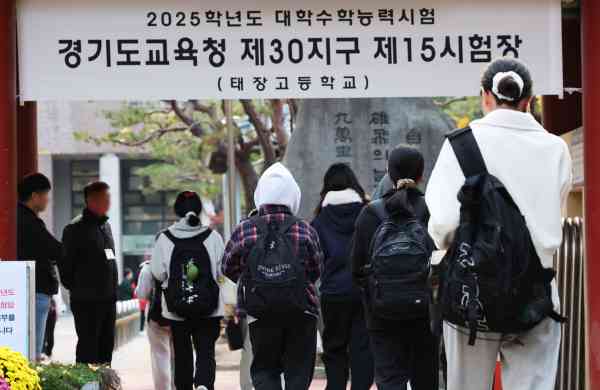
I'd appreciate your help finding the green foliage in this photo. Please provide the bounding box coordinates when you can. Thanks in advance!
[434,96,483,128]
[34,363,101,390]
[76,102,222,198]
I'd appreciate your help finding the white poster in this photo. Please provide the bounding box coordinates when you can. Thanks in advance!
[18,0,563,100]
[0,262,33,359]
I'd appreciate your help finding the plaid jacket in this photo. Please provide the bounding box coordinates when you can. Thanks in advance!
[222,205,323,316]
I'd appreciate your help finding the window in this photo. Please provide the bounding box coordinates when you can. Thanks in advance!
[71,160,99,218]
[121,160,178,237]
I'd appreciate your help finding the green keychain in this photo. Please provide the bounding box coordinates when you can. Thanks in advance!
[186,260,199,282]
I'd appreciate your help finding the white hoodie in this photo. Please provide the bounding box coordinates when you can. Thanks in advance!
[426,109,573,272]
[151,218,225,321]
[254,162,302,214]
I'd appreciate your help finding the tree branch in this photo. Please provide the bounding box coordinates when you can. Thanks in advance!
[169,100,194,126]
[270,99,288,156]
[240,99,276,165]
[435,97,468,108]
[112,126,189,147]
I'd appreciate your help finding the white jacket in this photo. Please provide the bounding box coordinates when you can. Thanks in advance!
[426,108,573,270]
[151,219,226,321]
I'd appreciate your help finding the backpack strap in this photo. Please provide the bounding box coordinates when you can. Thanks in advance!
[447,127,488,177]
[162,229,212,244]
[370,199,389,222]
[277,215,299,235]
[250,215,298,236]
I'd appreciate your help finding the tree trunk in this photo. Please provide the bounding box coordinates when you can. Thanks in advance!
[235,151,259,213]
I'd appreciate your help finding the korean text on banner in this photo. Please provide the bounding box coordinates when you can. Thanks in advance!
[17,0,563,100]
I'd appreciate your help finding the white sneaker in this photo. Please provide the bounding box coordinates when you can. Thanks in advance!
[195,386,208,390]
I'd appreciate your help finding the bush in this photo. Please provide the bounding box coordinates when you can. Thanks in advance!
[0,347,41,390]
[33,364,101,390]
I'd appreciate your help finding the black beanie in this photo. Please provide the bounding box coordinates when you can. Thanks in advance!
[174,191,203,219]
[387,146,425,184]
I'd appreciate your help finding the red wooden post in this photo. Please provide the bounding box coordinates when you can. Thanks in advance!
[582,0,600,387]
[17,102,38,180]
[0,0,17,260]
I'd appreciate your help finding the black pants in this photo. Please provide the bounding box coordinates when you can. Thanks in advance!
[140,309,146,332]
[321,295,374,390]
[43,306,57,356]
[369,319,439,390]
[71,301,116,365]
[249,316,317,390]
[170,317,221,390]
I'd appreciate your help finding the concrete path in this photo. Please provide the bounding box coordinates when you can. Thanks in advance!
[51,314,330,390]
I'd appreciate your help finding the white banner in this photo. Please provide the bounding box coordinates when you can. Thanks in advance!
[18,0,563,100]
[0,262,34,359]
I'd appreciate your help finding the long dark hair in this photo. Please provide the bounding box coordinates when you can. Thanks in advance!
[174,191,203,227]
[315,163,367,215]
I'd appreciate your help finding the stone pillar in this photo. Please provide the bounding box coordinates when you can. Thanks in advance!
[100,154,123,281]
[582,0,600,387]
[0,1,17,259]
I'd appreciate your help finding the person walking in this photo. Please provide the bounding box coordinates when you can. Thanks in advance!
[17,173,63,361]
[311,163,374,390]
[222,162,323,390]
[425,58,573,390]
[137,259,175,390]
[59,181,118,365]
[352,147,439,390]
[151,191,225,390]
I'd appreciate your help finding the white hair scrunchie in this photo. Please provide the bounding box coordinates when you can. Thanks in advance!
[492,71,524,102]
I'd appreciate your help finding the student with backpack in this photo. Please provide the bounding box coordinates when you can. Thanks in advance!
[136,259,175,390]
[426,58,573,390]
[222,162,323,390]
[351,147,438,390]
[311,163,374,390]
[151,191,225,390]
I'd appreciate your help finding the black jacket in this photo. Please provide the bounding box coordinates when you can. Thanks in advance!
[351,188,434,330]
[17,203,62,295]
[59,209,118,303]
[312,202,363,298]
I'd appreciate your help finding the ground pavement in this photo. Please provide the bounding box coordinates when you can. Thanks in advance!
[52,314,331,390]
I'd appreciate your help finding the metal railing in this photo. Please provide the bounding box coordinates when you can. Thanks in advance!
[114,299,141,350]
[555,217,586,390]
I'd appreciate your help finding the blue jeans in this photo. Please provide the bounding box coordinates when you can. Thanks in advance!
[35,293,51,358]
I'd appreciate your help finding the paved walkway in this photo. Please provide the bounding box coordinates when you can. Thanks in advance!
[52,314,330,390]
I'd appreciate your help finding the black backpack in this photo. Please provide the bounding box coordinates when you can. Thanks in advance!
[240,216,307,321]
[441,128,564,345]
[163,229,220,319]
[366,200,433,320]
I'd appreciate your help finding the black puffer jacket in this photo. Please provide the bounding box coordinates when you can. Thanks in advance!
[351,188,434,329]
[59,209,118,303]
[17,203,62,295]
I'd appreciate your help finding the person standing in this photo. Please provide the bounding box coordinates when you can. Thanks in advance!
[42,297,58,359]
[151,191,225,390]
[311,164,374,390]
[425,58,573,390]
[351,147,439,390]
[137,259,175,390]
[17,173,62,361]
[59,181,118,365]
[118,268,135,301]
[222,163,323,390]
